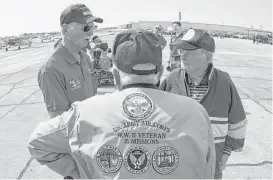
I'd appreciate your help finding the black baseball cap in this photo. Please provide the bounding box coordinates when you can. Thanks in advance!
[172,29,215,53]
[60,4,103,26]
[112,29,162,75]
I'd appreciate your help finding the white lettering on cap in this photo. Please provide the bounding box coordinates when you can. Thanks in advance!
[182,29,195,41]
[83,11,92,16]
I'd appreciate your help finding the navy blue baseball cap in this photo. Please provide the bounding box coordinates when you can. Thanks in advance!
[112,29,162,75]
[60,4,103,26]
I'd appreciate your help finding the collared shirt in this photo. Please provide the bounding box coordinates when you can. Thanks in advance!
[185,64,212,103]
[159,64,247,175]
[38,44,97,118]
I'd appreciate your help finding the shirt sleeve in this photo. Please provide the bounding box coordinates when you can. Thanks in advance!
[28,103,80,178]
[223,79,248,155]
[38,67,69,118]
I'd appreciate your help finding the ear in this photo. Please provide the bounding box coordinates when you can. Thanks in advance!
[61,24,70,35]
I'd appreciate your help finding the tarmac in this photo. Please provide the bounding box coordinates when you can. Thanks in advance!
[0,35,272,179]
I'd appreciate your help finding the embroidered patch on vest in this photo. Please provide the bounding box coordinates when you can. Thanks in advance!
[96,145,123,173]
[122,93,153,121]
[152,146,179,174]
[124,146,151,174]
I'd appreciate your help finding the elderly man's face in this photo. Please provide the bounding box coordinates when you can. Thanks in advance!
[66,22,95,49]
[181,49,209,74]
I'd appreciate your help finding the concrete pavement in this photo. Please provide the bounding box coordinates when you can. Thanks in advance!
[0,36,271,179]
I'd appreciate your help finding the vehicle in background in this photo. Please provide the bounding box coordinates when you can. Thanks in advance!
[2,37,32,51]
[40,34,53,43]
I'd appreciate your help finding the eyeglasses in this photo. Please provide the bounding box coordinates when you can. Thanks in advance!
[83,24,95,32]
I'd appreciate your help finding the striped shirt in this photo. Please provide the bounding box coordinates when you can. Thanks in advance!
[185,64,212,103]
[188,84,209,103]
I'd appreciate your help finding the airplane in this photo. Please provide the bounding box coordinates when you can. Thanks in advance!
[2,37,32,51]
[0,41,7,49]
[40,33,53,43]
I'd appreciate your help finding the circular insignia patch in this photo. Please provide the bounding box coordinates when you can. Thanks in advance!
[123,93,153,121]
[124,146,151,174]
[182,29,195,41]
[152,146,179,175]
[69,78,81,91]
[96,145,123,173]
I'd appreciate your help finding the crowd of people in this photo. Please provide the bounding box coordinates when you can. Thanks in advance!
[28,3,248,179]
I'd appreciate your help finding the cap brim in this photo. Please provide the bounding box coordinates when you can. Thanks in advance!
[86,16,103,23]
[172,40,199,51]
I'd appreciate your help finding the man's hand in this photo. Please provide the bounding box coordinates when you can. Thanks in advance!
[219,154,230,171]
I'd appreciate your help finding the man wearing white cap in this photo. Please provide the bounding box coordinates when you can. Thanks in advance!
[160,28,248,179]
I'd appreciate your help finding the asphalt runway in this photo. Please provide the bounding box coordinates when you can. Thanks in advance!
[0,35,272,179]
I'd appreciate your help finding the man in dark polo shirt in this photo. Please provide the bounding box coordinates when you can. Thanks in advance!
[38,3,105,119]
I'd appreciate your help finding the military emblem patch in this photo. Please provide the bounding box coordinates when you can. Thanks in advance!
[124,146,151,174]
[69,78,81,91]
[152,146,179,174]
[96,145,123,173]
[123,93,153,121]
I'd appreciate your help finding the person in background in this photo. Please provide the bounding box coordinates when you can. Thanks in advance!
[153,25,167,50]
[166,21,184,72]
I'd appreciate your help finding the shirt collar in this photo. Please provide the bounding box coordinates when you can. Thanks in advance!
[121,83,159,90]
[58,44,81,64]
[185,63,214,85]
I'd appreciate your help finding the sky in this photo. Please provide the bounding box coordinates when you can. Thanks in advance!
[0,0,272,37]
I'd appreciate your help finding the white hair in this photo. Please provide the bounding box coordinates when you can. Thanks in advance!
[111,63,163,88]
